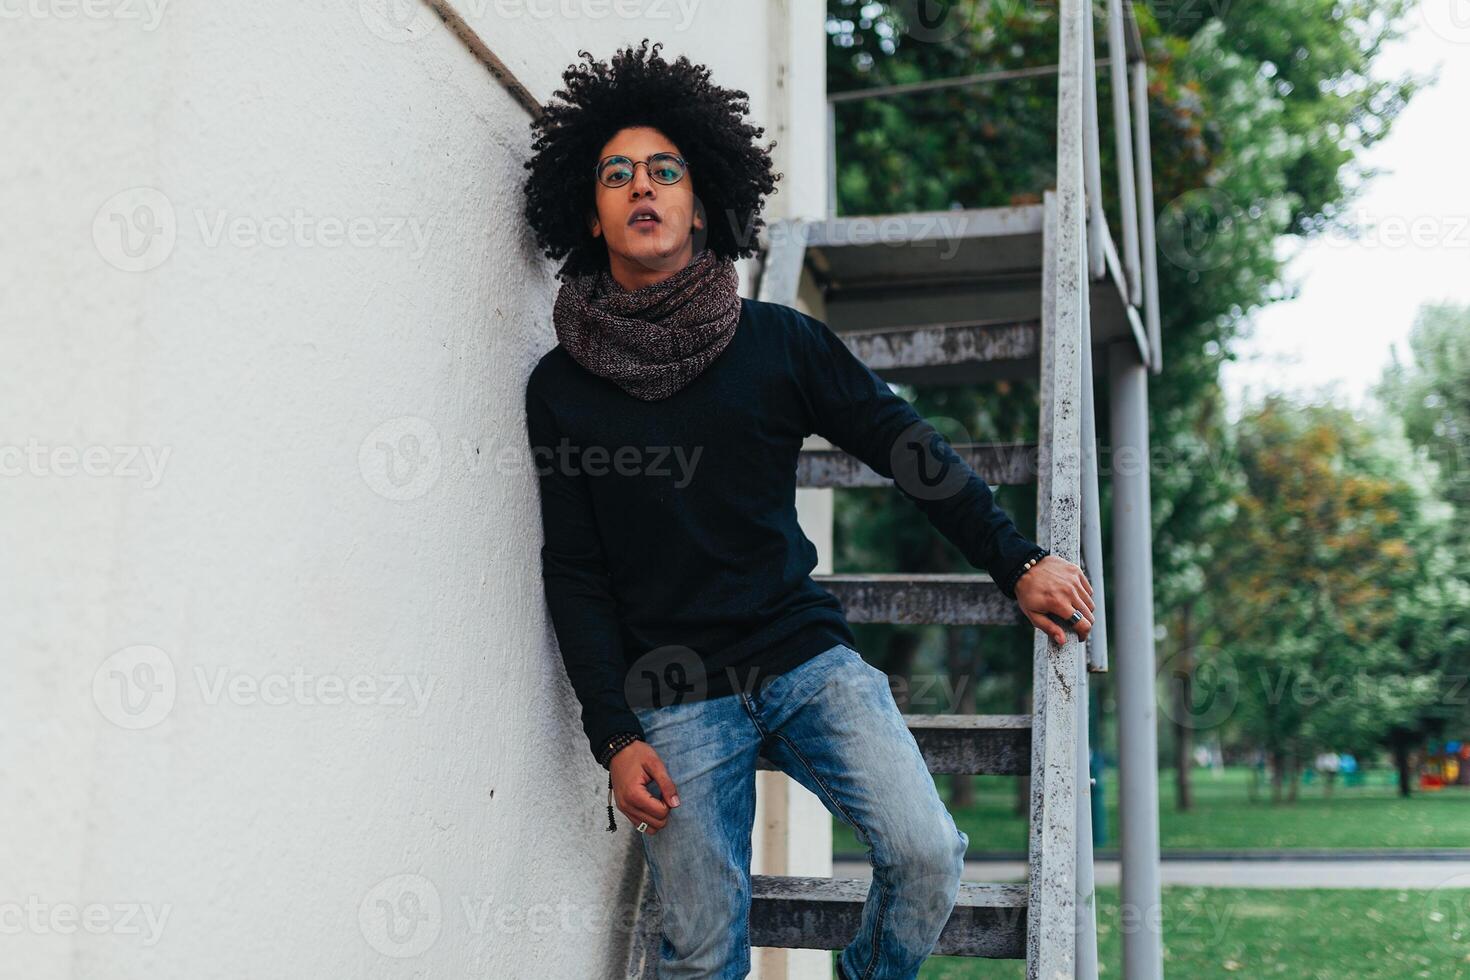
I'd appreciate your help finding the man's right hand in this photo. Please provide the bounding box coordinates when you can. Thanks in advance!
[610,740,680,834]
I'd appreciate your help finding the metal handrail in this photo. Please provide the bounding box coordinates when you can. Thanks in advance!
[1082,2,1108,276]
[1027,0,1089,973]
[1107,0,1143,304]
[1132,56,1163,373]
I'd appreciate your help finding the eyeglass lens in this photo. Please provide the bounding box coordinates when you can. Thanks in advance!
[598,154,686,187]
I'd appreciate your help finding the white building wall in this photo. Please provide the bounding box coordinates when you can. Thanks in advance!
[1,2,831,978]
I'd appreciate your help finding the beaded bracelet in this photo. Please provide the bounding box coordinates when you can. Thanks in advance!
[1003,547,1051,598]
[599,731,641,770]
[601,731,643,832]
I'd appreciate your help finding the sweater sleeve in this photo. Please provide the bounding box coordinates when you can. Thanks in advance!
[791,310,1044,599]
[525,376,646,765]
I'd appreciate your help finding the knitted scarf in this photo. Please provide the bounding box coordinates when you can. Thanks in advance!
[552,246,742,402]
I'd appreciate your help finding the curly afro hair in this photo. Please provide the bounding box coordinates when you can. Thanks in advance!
[523,38,782,281]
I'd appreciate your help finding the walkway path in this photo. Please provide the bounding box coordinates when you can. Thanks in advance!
[831,854,1470,889]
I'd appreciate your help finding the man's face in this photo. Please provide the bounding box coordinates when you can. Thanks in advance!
[588,126,702,284]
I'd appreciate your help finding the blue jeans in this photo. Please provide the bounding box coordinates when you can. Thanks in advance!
[631,642,970,979]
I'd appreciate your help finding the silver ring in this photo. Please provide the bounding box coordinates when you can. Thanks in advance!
[1068,610,1083,624]
[636,821,649,833]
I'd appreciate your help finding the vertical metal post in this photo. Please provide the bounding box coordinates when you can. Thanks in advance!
[1107,0,1141,306]
[1079,289,1110,675]
[1076,648,1099,979]
[1131,60,1162,372]
[1032,186,1082,980]
[1091,685,1107,847]
[1108,339,1164,980]
[826,100,838,218]
[1081,0,1107,277]
[1075,205,1104,979]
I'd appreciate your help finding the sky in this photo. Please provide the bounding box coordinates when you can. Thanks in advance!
[1217,1,1470,423]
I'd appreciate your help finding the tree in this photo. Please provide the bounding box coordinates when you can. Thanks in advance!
[1205,398,1454,800]
[1374,303,1470,793]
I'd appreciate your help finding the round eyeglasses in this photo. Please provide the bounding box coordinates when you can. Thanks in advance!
[595,152,690,189]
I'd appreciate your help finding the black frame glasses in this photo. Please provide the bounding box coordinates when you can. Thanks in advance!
[595,152,690,189]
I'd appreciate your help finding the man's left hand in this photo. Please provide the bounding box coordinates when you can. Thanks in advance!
[1015,555,1095,645]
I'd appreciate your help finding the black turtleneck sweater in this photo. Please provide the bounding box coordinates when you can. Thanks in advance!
[525,296,1043,765]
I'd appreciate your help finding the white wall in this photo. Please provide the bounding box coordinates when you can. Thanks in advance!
[1,1,829,978]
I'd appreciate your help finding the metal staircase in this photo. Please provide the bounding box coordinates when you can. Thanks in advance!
[626,0,1163,975]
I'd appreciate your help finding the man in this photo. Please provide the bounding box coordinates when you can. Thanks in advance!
[523,39,1095,979]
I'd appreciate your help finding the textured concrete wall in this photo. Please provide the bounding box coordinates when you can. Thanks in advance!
[0,2,820,977]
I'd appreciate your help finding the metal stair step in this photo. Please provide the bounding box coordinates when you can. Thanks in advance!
[798,204,1143,359]
[825,278,1135,356]
[814,573,1021,625]
[757,714,1031,776]
[801,205,1047,286]
[749,874,1028,959]
[838,318,1042,386]
[796,441,1038,488]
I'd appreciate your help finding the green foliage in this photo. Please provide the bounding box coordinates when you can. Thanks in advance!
[834,768,1470,853]
[1198,398,1469,764]
[1376,302,1470,559]
[1154,0,1426,236]
[914,885,1470,978]
[821,0,1433,749]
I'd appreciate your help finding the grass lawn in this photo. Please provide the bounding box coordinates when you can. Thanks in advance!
[830,886,1470,978]
[833,767,1470,854]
